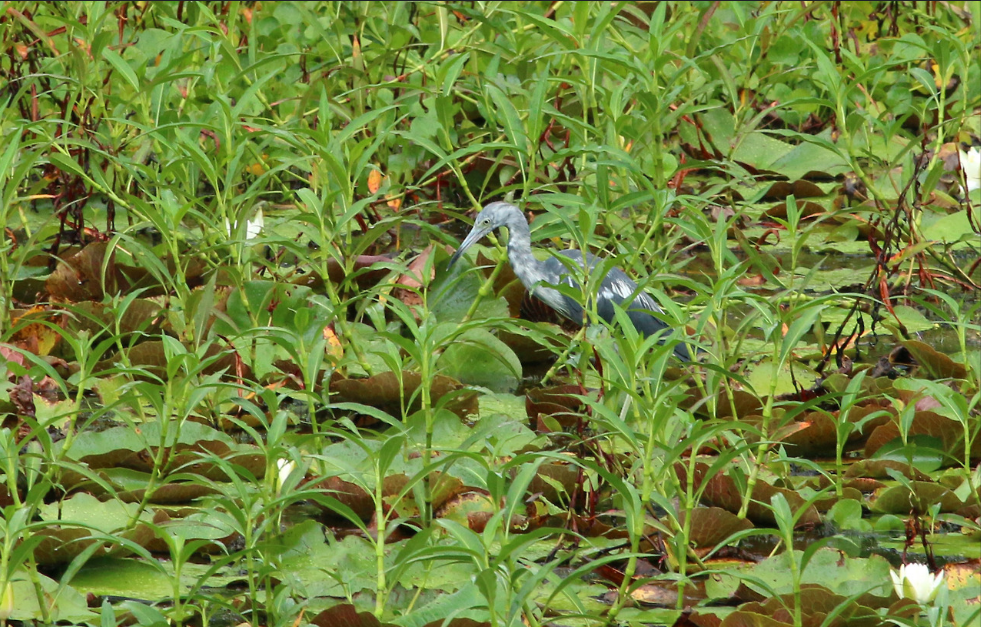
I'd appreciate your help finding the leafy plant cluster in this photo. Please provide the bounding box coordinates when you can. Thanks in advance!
[0,3,979,627]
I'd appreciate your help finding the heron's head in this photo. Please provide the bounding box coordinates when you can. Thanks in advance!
[448,202,521,268]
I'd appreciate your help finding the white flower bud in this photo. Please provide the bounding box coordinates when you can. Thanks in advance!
[890,563,944,604]
[960,146,981,192]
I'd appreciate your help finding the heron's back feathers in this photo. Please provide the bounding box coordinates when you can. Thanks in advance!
[536,251,691,361]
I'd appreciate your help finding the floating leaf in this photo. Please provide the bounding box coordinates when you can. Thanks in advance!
[682,507,754,550]
[526,385,589,430]
[330,371,479,420]
[438,329,521,393]
[866,412,977,466]
[901,340,968,380]
[870,480,970,515]
[46,242,128,302]
[677,462,820,527]
[9,306,62,356]
[34,494,156,565]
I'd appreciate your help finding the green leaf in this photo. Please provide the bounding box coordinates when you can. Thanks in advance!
[102,47,140,91]
[487,84,530,161]
[437,329,521,393]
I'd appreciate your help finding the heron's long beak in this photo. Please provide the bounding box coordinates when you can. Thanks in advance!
[448,225,493,269]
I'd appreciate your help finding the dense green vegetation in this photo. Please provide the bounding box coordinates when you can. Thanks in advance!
[0,2,979,626]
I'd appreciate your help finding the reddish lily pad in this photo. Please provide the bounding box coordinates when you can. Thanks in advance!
[901,340,968,380]
[34,493,156,565]
[865,411,979,465]
[844,460,932,481]
[677,462,821,527]
[774,411,840,456]
[310,603,489,627]
[310,474,410,521]
[682,506,755,550]
[46,242,127,302]
[870,480,971,515]
[330,371,479,420]
[67,299,163,336]
[525,385,589,430]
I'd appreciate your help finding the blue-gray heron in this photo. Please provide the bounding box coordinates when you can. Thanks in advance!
[448,202,692,361]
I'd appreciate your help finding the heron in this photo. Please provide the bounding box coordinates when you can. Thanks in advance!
[448,202,692,361]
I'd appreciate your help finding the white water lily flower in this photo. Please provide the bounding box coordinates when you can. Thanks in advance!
[960,146,981,192]
[225,208,265,240]
[890,563,945,603]
[276,457,297,494]
[245,209,264,240]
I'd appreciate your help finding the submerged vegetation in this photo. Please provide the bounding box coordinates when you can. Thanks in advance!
[0,2,979,626]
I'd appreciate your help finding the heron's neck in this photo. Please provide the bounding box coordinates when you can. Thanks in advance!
[503,212,548,290]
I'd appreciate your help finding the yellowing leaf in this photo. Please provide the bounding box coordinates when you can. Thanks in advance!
[11,307,61,356]
[246,154,269,176]
[323,326,343,360]
[367,169,383,194]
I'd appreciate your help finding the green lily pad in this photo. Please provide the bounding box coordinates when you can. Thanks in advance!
[437,329,522,393]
